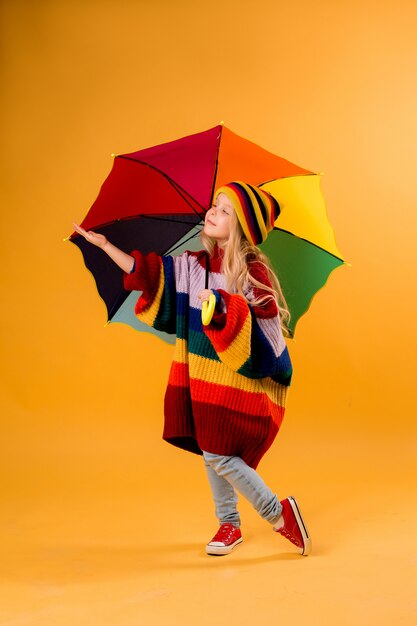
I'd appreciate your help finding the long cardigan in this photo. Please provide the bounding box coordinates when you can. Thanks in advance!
[123,244,292,469]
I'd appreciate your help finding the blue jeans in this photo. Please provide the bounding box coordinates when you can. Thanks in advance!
[203,451,283,528]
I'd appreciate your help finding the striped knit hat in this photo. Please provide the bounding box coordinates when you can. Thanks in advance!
[214,181,280,246]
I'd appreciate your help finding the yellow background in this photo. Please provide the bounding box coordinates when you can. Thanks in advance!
[1,0,416,624]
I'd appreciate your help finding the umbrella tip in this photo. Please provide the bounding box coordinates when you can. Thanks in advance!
[220,120,225,125]
[63,235,71,242]
[111,153,116,157]
[345,262,352,268]
[104,321,111,327]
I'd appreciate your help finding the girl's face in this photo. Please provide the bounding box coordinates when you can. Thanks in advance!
[203,193,234,243]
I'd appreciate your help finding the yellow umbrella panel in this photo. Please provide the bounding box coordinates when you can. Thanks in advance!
[259,175,345,337]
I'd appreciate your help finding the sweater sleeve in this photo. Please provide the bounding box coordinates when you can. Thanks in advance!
[123,249,176,334]
[203,263,292,384]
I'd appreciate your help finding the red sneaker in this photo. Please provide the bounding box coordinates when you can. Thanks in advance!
[273,496,312,556]
[206,523,243,556]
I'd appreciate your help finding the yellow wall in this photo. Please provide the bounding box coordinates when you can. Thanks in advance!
[1,0,416,486]
[2,3,417,623]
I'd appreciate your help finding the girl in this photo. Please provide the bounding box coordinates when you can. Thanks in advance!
[73,181,312,557]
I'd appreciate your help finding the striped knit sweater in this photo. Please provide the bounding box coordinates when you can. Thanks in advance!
[123,244,292,469]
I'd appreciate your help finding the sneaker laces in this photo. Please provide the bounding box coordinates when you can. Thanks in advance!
[277,526,301,548]
[212,524,238,543]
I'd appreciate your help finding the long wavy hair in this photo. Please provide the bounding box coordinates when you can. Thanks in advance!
[200,209,291,336]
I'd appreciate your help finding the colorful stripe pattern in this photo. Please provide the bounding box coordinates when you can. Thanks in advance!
[123,246,292,469]
[215,182,280,245]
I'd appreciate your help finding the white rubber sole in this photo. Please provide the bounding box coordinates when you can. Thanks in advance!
[288,495,312,556]
[206,537,243,556]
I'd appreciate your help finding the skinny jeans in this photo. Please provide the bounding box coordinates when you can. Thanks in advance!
[203,451,283,528]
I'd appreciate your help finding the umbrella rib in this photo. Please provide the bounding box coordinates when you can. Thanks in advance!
[164,227,203,256]
[170,179,207,220]
[274,227,345,262]
[209,124,223,204]
[117,156,207,220]
[258,172,315,187]
[139,215,203,225]
[71,214,203,238]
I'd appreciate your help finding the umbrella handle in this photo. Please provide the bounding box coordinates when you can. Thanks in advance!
[202,293,216,326]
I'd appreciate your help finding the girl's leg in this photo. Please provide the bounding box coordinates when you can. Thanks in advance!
[204,455,241,527]
[203,451,282,526]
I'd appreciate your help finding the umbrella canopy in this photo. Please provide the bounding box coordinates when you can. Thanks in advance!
[70,124,345,339]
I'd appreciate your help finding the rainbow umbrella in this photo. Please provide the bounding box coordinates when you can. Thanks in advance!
[69,124,345,340]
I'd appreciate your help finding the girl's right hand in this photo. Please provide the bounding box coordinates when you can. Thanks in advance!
[72,223,134,273]
[73,223,108,248]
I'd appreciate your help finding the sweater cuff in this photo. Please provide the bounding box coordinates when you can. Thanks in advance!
[204,290,250,346]
[212,289,222,308]
[123,250,144,292]
[122,250,162,308]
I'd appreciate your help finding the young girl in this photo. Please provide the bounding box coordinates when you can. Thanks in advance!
[73,181,312,557]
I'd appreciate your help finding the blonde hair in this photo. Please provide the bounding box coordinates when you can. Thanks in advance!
[200,210,291,336]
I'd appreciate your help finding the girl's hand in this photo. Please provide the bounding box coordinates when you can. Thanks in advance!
[72,223,134,272]
[73,223,108,248]
[198,289,214,303]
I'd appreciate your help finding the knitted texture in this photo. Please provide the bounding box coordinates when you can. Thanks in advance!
[123,245,292,469]
[214,182,280,245]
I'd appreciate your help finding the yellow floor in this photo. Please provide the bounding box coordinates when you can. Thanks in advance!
[1,414,416,626]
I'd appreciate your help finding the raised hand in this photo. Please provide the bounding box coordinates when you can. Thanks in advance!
[73,223,108,248]
[72,223,135,273]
